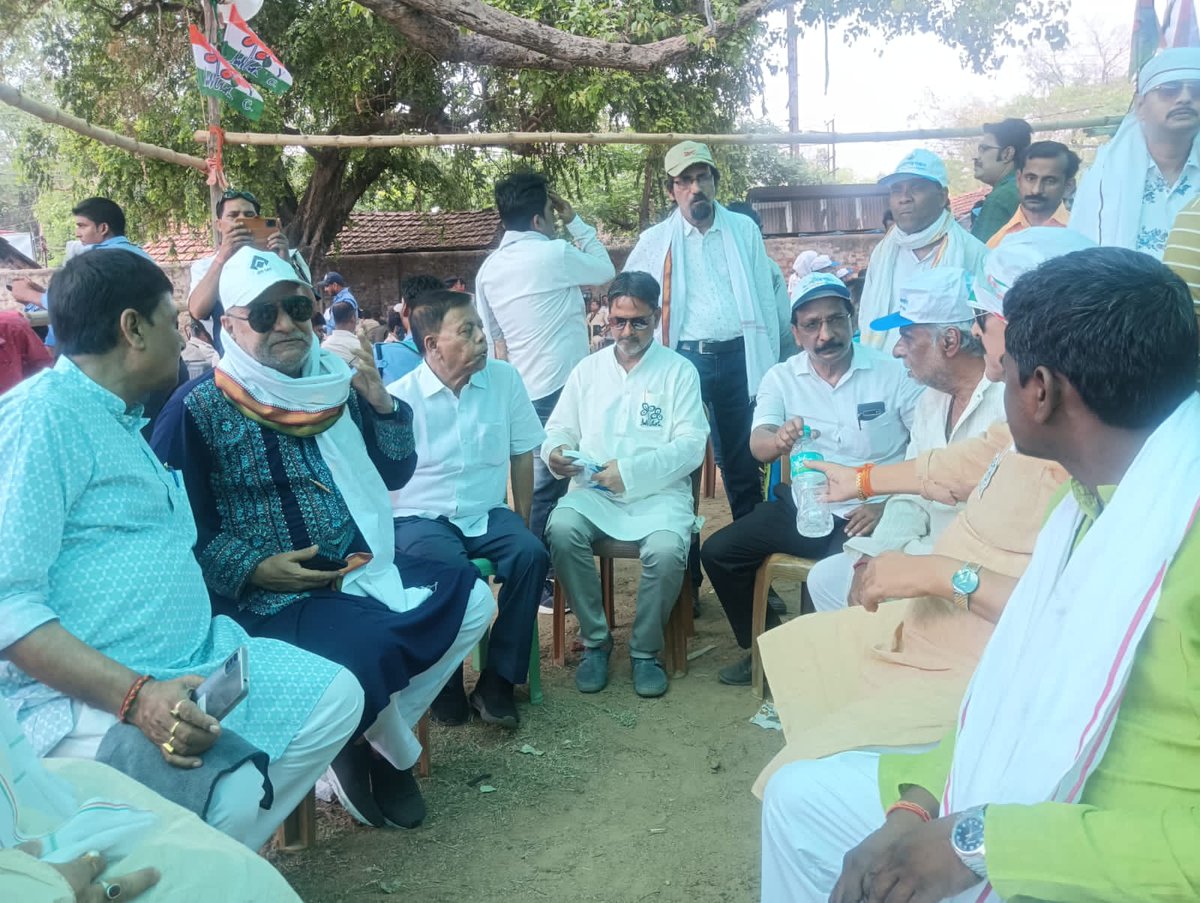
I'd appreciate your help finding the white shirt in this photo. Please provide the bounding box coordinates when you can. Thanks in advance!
[876,250,939,354]
[677,218,743,342]
[844,372,1007,558]
[754,344,923,518]
[475,216,615,401]
[541,342,710,542]
[388,360,544,537]
[320,329,363,364]
[1136,157,1200,258]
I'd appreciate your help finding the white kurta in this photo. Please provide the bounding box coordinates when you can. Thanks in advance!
[540,342,709,542]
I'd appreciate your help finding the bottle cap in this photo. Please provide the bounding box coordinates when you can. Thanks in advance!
[802,424,811,438]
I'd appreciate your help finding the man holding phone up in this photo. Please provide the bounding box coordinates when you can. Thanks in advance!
[187,188,309,354]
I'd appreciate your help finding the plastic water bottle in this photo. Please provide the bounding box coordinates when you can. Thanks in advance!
[790,426,834,538]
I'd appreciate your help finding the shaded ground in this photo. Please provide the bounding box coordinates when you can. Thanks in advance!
[271,489,798,903]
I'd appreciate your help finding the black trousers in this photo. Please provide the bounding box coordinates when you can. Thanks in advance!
[700,496,848,649]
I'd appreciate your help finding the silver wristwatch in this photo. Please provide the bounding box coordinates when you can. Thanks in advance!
[951,804,989,880]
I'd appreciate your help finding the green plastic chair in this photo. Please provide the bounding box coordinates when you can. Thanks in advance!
[469,558,543,705]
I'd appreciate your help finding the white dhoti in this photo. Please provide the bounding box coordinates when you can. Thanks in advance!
[807,551,857,612]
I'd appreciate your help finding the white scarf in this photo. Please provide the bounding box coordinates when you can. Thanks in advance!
[858,210,985,350]
[624,204,779,396]
[942,393,1200,902]
[217,335,428,612]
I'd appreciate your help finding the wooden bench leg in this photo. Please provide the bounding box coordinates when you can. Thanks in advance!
[600,557,616,628]
[274,787,317,852]
[416,712,431,778]
[664,581,691,677]
[552,580,567,666]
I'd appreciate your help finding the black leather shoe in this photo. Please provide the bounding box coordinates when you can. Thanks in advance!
[468,668,519,729]
[767,588,788,616]
[429,667,469,726]
[328,741,386,827]
[370,758,426,829]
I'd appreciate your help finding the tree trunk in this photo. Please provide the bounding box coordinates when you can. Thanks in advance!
[289,147,393,271]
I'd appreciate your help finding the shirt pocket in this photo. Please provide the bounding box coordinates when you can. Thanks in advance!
[855,402,903,459]
[636,393,668,433]
[468,419,510,467]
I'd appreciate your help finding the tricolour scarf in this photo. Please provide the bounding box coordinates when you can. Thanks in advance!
[941,392,1200,903]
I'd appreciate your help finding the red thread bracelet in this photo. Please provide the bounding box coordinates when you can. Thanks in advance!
[886,800,932,823]
[119,674,152,723]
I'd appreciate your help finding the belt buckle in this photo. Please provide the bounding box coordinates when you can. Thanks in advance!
[698,339,714,354]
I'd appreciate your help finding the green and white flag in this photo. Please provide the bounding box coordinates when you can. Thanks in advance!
[189,23,264,121]
[220,6,293,96]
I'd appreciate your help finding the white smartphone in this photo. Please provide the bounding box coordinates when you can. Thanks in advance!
[193,646,249,721]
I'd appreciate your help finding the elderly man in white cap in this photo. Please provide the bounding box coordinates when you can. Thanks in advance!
[858,149,988,352]
[804,267,1006,613]
[624,140,784,522]
[1072,48,1200,258]
[700,272,923,687]
[151,247,495,832]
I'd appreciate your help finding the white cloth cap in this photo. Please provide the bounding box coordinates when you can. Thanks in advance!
[878,149,949,189]
[218,246,311,309]
[869,267,974,331]
[1138,48,1200,95]
[972,228,1097,316]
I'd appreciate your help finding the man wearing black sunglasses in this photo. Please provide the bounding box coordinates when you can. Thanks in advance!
[187,188,308,354]
[154,247,495,831]
[1072,48,1200,258]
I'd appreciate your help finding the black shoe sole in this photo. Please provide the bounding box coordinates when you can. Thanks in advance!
[329,745,386,827]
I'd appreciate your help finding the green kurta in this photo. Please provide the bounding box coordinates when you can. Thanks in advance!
[971,172,1020,243]
[878,482,1200,902]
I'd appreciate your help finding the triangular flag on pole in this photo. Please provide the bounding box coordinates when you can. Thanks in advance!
[1131,0,1162,79]
[1162,0,1200,48]
[189,23,264,121]
[220,6,293,96]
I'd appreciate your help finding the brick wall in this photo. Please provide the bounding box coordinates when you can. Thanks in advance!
[765,233,883,277]
[1,263,194,314]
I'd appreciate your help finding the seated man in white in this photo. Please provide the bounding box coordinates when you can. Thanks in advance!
[806,267,1005,611]
[543,271,709,698]
[389,290,549,730]
[0,249,363,852]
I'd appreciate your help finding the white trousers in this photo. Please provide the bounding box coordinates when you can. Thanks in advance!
[363,578,496,770]
[49,667,365,851]
[807,551,856,613]
[760,751,886,903]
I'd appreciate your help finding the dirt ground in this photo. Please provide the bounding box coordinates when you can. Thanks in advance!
[270,488,800,903]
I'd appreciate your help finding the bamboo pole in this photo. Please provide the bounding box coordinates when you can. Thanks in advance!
[0,82,208,172]
[192,116,1125,150]
[201,2,223,243]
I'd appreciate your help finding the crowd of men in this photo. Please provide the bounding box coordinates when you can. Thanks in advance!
[1,45,1199,903]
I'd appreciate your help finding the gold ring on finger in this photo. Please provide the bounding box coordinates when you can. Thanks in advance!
[169,718,181,737]
[161,740,176,755]
[170,700,184,717]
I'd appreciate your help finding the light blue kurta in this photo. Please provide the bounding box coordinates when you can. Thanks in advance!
[0,357,341,758]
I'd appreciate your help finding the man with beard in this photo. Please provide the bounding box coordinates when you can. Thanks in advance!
[986,141,1078,248]
[1072,48,1200,258]
[968,119,1031,243]
[857,150,987,353]
[543,271,709,698]
[700,273,922,686]
[624,142,782,521]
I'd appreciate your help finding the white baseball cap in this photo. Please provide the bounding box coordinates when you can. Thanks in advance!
[878,149,949,189]
[972,228,1098,317]
[791,272,852,311]
[869,268,974,332]
[218,246,313,310]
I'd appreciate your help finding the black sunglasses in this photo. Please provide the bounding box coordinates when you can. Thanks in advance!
[227,295,314,333]
[221,188,260,206]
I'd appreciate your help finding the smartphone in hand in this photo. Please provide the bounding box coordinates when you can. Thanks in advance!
[192,646,249,721]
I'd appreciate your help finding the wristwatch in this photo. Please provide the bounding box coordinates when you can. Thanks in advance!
[951,561,982,611]
[951,805,989,880]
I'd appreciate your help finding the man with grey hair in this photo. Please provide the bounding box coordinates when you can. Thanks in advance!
[1071,47,1200,258]
[805,267,1006,611]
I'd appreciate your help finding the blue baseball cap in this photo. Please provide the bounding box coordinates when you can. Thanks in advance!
[318,271,347,287]
[791,272,852,312]
[878,149,949,189]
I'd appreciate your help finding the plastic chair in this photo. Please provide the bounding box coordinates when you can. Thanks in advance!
[749,553,816,699]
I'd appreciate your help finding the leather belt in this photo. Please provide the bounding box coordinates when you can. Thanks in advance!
[675,335,745,355]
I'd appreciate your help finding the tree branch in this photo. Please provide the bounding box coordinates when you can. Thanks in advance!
[361,0,787,72]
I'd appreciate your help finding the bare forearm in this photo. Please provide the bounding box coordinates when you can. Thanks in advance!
[916,555,1017,624]
[4,622,138,716]
[750,425,786,463]
[868,458,922,496]
[188,266,222,320]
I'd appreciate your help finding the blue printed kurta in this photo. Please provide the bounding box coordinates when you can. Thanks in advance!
[0,357,342,757]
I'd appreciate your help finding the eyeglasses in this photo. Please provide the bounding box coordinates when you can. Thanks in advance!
[795,312,851,334]
[221,188,260,206]
[227,295,314,333]
[610,316,654,331]
[973,310,1006,330]
[976,144,1002,156]
[671,171,715,190]
[1150,80,1200,101]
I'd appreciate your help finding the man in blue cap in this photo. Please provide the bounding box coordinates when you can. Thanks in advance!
[700,272,923,686]
[319,271,358,334]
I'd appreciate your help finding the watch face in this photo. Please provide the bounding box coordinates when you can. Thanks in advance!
[952,566,980,595]
[953,814,985,854]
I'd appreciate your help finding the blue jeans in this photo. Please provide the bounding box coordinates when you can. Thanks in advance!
[530,387,569,545]
[676,345,761,520]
